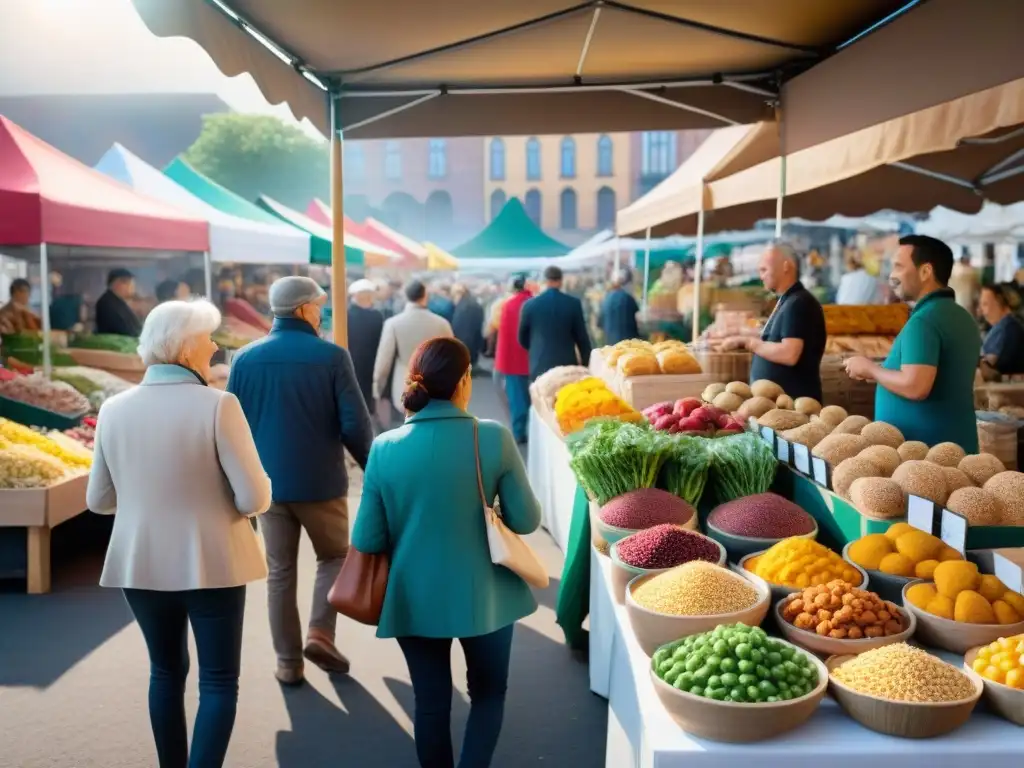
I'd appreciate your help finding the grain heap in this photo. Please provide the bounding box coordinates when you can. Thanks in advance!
[599,488,695,529]
[632,561,759,616]
[831,643,976,702]
[707,493,816,539]
[616,525,720,570]
[746,537,863,588]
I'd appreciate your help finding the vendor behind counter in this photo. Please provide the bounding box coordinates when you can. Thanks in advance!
[0,278,42,335]
[979,283,1024,380]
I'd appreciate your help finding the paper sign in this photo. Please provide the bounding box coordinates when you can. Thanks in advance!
[993,553,1024,593]
[907,496,937,535]
[939,509,968,555]
[746,417,759,434]
[776,438,791,464]
[760,426,775,446]
[811,457,828,487]
[793,444,810,475]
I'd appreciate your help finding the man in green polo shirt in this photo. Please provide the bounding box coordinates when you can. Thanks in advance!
[844,235,980,452]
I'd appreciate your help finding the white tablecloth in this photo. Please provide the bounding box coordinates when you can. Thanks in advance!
[526,407,577,554]
[588,547,1022,768]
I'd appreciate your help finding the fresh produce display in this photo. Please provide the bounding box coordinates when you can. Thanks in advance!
[708,493,816,539]
[50,370,103,398]
[905,561,1024,624]
[658,435,711,506]
[706,433,778,503]
[824,335,894,357]
[983,471,1024,524]
[959,453,1005,486]
[69,333,139,354]
[781,420,831,448]
[833,415,870,435]
[830,643,975,702]
[554,377,640,435]
[859,421,904,449]
[531,365,590,408]
[0,418,91,470]
[50,366,134,408]
[757,408,808,432]
[633,561,760,616]
[971,634,1024,688]
[642,399,744,436]
[616,525,720,570]
[822,304,909,336]
[926,442,967,468]
[781,581,906,639]
[849,477,908,519]
[847,527,962,579]
[891,460,949,505]
[858,445,901,476]
[651,624,820,703]
[567,420,672,505]
[63,417,96,450]
[601,339,702,375]
[817,405,848,428]
[599,488,695,530]
[812,434,868,467]
[897,441,929,461]
[0,438,69,488]
[745,538,863,588]
[0,373,90,415]
[946,487,1004,525]
[832,456,886,500]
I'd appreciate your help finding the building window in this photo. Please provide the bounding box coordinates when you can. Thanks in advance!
[560,137,576,179]
[384,140,402,180]
[489,138,506,181]
[597,135,613,177]
[425,190,454,241]
[524,188,542,226]
[344,142,366,181]
[560,188,577,230]
[490,189,507,221]
[526,137,541,181]
[597,186,616,230]
[641,131,677,176]
[428,138,447,179]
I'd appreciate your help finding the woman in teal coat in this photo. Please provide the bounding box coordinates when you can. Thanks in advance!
[351,336,542,768]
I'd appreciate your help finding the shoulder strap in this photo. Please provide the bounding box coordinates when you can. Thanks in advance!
[472,419,487,508]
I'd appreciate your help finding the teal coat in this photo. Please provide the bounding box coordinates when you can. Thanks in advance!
[351,400,542,639]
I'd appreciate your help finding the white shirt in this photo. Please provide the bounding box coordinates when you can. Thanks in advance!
[835,269,881,305]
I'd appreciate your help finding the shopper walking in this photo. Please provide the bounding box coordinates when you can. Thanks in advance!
[228,276,373,686]
[495,275,533,443]
[87,299,271,768]
[451,283,485,371]
[352,336,542,768]
[346,278,385,413]
[518,265,593,381]
[598,268,640,345]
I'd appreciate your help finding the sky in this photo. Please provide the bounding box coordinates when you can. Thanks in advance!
[0,0,323,137]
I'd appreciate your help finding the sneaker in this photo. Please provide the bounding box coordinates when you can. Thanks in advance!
[275,664,305,687]
[303,633,351,675]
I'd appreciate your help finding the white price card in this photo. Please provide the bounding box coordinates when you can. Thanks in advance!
[793,444,810,475]
[811,457,828,487]
[939,509,968,555]
[907,495,936,535]
[760,426,775,446]
[776,438,791,464]
[993,553,1024,593]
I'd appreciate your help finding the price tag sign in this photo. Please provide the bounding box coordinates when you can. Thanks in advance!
[939,509,968,555]
[907,495,937,535]
[993,553,1024,593]
[776,437,791,464]
[760,426,775,446]
[811,457,828,487]
[793,444,811,475]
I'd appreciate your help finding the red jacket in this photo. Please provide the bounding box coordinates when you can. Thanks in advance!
[495,290,532,376]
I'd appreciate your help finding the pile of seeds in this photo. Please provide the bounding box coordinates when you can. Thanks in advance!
[830,643,976,702]
[708,493,816,539]
[616,525,720,570]
[599,487,695,530]
[632,561,760,616]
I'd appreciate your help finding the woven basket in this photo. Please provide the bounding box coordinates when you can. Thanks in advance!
[978,419,1018,470]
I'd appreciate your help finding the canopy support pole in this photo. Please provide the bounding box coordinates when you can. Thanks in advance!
[692,203,705,344]
[203,252,213,300]
[775,107,786,238]
[330,93,348,347]
[39,243,51,379]
[641,226,651,313]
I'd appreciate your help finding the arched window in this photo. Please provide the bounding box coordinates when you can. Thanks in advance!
[641,131,677,176]
[560,188,577,230]
[560,137,576,179]
[425,190,454,240]
[524,188,542,226]
[526,137,541,181]
[489,138,506,181]
[490,189,507,221]
[597,186,616,229]
[428,138,447,179]
[384,140,402,180]
[344,143,366,180]
[597,135,613,177]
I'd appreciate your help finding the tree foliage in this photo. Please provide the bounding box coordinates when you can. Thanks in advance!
[183,113,329,209]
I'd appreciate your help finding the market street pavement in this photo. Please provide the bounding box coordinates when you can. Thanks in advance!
[0,373,607,767]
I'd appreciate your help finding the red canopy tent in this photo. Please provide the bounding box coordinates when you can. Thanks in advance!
[305,198,332,228]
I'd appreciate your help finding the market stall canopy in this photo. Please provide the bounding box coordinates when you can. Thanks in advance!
[306,198,332,227]
[916,201,1024,244]
[349,219,424,269]
[95,144,310,265]
[775,213,908,234]
[0,116,208,251]
[129,0,916,138]
[364,218,428,261]
[424,242,459,271]
[256,194,376,266]
[453,198,569,260]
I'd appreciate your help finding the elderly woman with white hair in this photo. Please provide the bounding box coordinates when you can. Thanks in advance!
[87,298,271,768]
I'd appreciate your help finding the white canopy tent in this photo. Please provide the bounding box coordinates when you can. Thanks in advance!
[916,201,1024,244]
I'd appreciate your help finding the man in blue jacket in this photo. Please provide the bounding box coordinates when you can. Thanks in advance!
[518,265,593,381]
[599,268,640,345]
[228,276,373,686]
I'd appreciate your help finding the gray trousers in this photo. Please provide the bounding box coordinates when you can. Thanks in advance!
[261,497,349,667]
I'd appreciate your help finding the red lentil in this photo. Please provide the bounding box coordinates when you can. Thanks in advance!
[599,488,695,530]
[617,525,720,569]
[708,493,815,538]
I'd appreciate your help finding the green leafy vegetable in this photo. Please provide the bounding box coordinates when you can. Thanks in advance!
[568,419,674,505]
[658,435,712,506]
[706,433,778,503]
[70,334,139,354]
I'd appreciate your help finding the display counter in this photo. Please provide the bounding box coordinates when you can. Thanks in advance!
[526,406,577,554]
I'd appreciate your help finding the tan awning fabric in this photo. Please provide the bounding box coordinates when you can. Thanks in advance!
[616,122,776,236]
[701,77,1024,233]
[131,0,908,138]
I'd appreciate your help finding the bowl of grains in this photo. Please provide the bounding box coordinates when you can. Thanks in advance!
[610,526,726,605]
[827,643,982,738]
[706,493,818,562]
[626,561,771,656]
[594,488,697,545]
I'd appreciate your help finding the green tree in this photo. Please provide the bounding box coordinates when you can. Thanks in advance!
[183,113,329,210]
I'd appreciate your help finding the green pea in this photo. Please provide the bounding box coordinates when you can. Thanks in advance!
[759,680,778,697]
[746,685,762,701]
[738,673,757,687]
[672,675,689,689]
[719,672,739,688]
[673,647,688,661]
[749,649,764,665]
[684,656,703,673]
[653,649,669,666]
[707,674,722,689]
[777,681,791,693]
[735,643,752,660]
[780,646,795,660]
[669,662,687,678]
[783,660,799,675]
[770,664,787,680]
[713,639,729,656]
[726,635,741,649]
[786,674,801,686]
[693,667,713,685]
[748,632,764,648]
[719,657,737,673]
[766,651,783,666]
[801,666,815,679]
[766,695,779,703]
[658,659,675,674]
[755,664,771,679]
[735,632,751,646]
[707,687,728,701]
[737,659,755,674]
[690,685,705,696]
[729,687,746,702]
[705,655,722,671]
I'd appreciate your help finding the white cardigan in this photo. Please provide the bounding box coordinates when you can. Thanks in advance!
[87,365,271,591]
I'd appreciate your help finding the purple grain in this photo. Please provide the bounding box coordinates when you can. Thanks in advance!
[708,493,815,538]
[617,525,721,569]
[599,488,695,530]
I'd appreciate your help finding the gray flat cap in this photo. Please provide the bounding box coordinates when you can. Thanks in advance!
[269,276,326,316]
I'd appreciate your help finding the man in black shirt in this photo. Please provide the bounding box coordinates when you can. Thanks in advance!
[95,268,142,337]
[723,241,825,400]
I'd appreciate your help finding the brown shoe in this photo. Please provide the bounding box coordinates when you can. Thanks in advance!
[275,664,305,687]
[303,632,351,675]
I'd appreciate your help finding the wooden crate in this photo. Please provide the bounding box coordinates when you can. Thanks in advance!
[693,351,751,383]
[618,372,720,410]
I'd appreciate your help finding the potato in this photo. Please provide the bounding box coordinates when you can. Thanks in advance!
[833,415,871,435]
[782,420,833,449]
[712,392,745,412]
[737,396,775,420]
[818,405,848,429]
[725,381,752,399]
[813,434,869,467]
[794,397,822,416]
[776,394,794,410]
[750,379,784,400]
[702,383,726,402]
[758,408,809,432]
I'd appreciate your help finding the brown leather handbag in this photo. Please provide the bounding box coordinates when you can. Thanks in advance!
[328,548,389,626]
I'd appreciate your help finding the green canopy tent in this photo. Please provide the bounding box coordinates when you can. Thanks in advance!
[452,198,568,260]
[257,195,365,266]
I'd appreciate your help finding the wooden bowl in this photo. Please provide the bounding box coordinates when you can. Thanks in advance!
[964,645,1024,726]
[735,551,869,604]
[826,653,982,738]
[593,509,697,546]
[650,638,829,742]
[774,593,916,657]
[706,519,819,563]
[609,533,726,605]
[841,542,913,605]
[900,580,1024,654]
[626,567,771,656]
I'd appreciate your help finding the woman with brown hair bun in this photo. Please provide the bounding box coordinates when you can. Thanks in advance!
[351,336,541,768]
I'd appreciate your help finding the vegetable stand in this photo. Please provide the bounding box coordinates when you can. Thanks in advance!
[526,405,578,554]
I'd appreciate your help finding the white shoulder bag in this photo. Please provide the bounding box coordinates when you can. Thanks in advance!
[473,420,550,589]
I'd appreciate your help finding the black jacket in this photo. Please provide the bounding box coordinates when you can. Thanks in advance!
[95,290,142,337]
[452,295,485,366]
[347,303,384,407]
[518,288,593,381]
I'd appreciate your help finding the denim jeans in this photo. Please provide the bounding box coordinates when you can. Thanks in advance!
[397,624,515,768]
[503,375,530,443]
[123,586,246,768]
